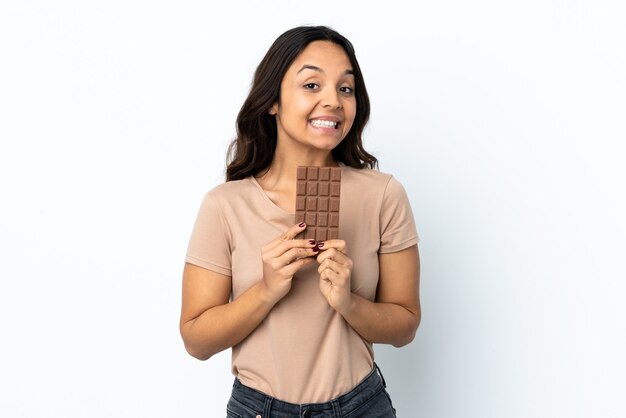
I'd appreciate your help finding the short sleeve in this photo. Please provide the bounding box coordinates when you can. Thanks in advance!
[379,176,420,253]
[185,192,232,276]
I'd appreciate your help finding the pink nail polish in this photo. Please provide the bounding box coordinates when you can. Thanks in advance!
[317,242,325,249]
[308,239,316,245]
[299,222,306,228]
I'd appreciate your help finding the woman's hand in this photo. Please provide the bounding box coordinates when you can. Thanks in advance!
[316,240,354,314]
[261,222,319,304]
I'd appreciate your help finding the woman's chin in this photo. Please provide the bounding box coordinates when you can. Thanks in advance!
[308,137,344,151]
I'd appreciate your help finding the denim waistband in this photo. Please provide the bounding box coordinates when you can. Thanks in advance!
[230,363,388,417]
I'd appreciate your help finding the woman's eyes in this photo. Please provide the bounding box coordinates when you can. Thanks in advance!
[339,86,354,94]
[303,83,354,94]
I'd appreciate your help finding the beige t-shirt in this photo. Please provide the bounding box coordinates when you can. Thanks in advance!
[185,165,419,403]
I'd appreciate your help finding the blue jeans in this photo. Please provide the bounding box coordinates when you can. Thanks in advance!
[226,363,397,417]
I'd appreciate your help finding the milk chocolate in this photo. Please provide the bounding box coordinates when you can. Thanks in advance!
[295,166,341,241]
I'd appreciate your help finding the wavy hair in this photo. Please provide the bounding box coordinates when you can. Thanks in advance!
[226,25,377,181]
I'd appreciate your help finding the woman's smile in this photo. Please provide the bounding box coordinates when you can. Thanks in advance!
[309,116,342,133]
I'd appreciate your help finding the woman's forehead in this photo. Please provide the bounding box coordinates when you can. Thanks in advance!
[289,41,353,74]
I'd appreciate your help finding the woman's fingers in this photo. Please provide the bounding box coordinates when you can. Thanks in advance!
[320,265,348,288]
[265,238,318,261]
[260,223,315,303]
[316,246,351,267]
[264,222,307,252]
[317,257,351,276]
[284,255,316,276]
[275,246,319,268]
[315,239,347,254]
[316,244,353,313]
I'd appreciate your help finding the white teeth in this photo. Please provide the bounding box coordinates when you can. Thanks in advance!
[310,119,338,128]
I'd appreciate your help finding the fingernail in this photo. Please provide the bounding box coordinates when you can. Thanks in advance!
[317,242,325,248]
[313,245,320,252]
[299,222,306,228]
[308,239,316,245]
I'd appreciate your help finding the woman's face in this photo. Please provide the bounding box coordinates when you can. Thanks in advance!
[270,40,357,154]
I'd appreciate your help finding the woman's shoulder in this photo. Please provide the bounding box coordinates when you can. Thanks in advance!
[203,177,255,199]
[341,165,411,205]
[196,178,261,213]
[341,165,396,188]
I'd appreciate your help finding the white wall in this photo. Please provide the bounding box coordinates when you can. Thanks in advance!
[1,1,624,417]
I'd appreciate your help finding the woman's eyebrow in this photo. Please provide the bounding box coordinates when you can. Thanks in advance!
[297,64,354,76]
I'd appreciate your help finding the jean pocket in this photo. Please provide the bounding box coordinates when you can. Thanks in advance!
[344,388,396,417]
[226,396,261,418]
[226,408,243,418]
[382,389,397,417]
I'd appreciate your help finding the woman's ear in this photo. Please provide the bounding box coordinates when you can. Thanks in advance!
[268,104,278,115]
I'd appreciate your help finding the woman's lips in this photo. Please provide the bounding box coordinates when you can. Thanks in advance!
[309,119,340,130]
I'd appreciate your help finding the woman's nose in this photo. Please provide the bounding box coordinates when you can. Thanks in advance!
[321,88,342,109]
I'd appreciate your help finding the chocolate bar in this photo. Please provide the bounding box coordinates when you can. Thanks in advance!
[295,166,341,241]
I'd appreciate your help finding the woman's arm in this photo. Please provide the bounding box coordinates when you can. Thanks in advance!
[180,264,272,360]
[317,243,421,347]
[180,223,318,360]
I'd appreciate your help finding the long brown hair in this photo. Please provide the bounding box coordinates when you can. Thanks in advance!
[226,25,377,181]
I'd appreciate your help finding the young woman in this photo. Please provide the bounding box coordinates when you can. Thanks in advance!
[181,25,421,417]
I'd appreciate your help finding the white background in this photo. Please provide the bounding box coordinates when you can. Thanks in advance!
[1,1,625,417]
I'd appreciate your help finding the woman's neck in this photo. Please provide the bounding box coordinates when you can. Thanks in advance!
[258,147,339,189]
[256,144,338,190]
